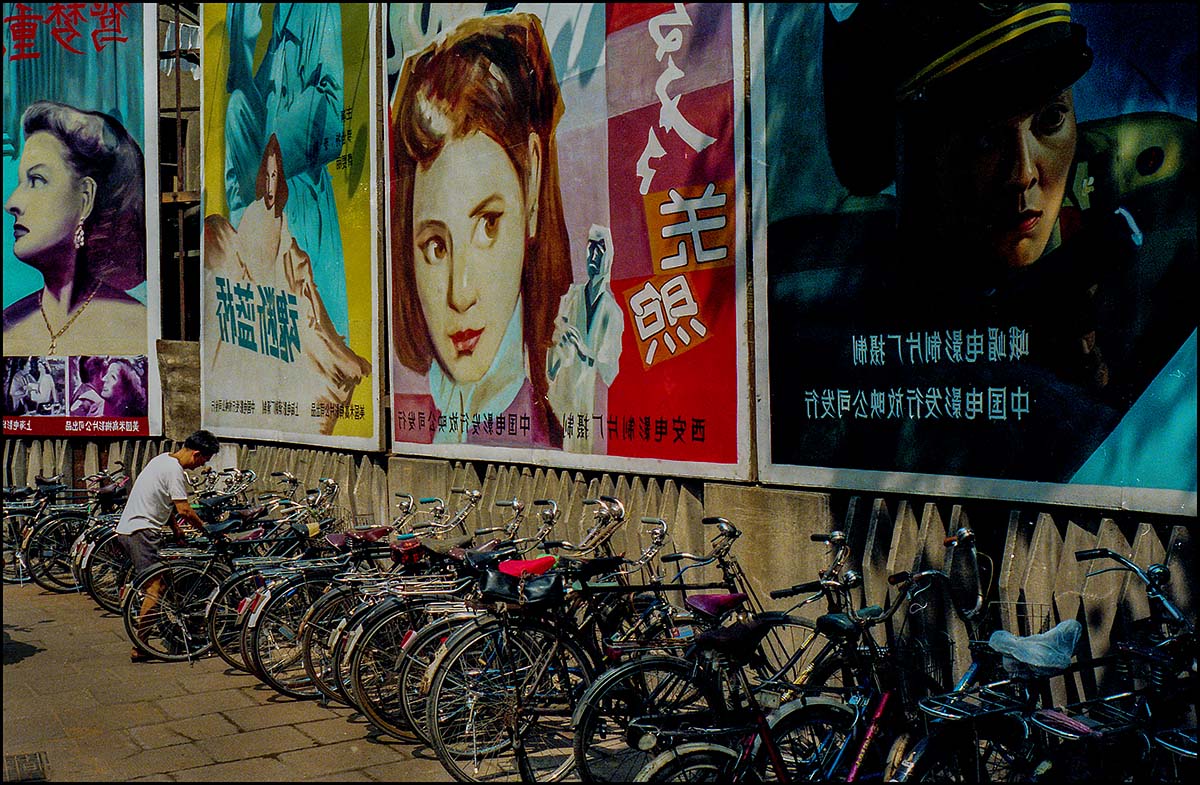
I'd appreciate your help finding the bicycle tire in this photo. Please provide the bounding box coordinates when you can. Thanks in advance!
[893,717,1039,782]
[397,613,479,746]
[750,697,857,781]
[246,574,331,698]
[206,568,268,672]
[3,512,36,584]
[300,583,364,706]
[330,595,408,710]
[632,743,740,782]
[123,561,224,661]
[26,514,89,592]
[347,603,435,740]
[572,654,722,783]
[81,528,132,613]
[425,615,595,783]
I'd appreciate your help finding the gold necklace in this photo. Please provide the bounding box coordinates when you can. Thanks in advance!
[40,284,99,356]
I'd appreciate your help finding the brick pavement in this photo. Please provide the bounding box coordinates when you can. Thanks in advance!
[2,581,453,782]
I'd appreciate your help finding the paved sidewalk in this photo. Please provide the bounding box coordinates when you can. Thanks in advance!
[2,581,452,782]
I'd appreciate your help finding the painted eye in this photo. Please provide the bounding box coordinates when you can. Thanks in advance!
[1035,104,1068,135]
[473,212,501,247]
[419,235,448,264]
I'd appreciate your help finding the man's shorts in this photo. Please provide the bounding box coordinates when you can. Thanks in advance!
[118,528,165,581]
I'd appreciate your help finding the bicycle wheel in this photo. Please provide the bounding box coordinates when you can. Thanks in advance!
[206,568,267,672]
[331,596,406,710]
[81,528,132,613]
[300,583,364,706]
[123,561,224,661]
[3,512,36,584]
[894,717,1039,782]
[246,575,331,698]
[751,698,857,781]
[573,654,721,783]
[397,613,479,746]
[26,514,89,592]
[745,613,828,688]
[348,604,435,740]
[633,743,740,782]
[426,616,594,782]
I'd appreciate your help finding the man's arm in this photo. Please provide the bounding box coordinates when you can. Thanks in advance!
[172,499,204,540]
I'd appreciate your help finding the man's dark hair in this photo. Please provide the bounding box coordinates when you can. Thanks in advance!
[184,430,220,457]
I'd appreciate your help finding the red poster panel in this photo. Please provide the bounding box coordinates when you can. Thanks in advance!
[385,4,749,479]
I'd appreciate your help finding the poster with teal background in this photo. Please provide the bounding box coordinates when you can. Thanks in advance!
[751,3,1196,514]
[3,3,160,436]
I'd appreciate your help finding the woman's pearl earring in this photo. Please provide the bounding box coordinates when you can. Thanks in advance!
[74,220,85,250]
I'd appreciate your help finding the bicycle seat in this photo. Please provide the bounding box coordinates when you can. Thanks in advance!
[498,555,556,578]
[420,534,474,555]
[692,615,791,665]
[685,593,748,619]
[226,505,268,523]
[226,526,265,543]
[324,527,391,549]
[988,619,1081,677]
[197,493,239,510]
[3,486,36,501]
[557,555,627,582]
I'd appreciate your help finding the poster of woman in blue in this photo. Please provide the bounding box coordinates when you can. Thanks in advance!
[753,3,1195,513]
[2,2,159,437]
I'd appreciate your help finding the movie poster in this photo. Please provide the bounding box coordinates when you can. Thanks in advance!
[752,3,1196,513]
[2,3,160,438]
[200,3,381,449]
[385,3,750,479]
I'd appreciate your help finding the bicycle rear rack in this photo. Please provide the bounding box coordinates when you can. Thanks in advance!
[917,680,1029,721]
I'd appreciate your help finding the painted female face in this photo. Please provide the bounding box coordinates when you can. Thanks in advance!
[264,153,280,211]
[411,131,529,384]
[100,364,122,399]
[4,132,85,266]
[936,90,1077,269]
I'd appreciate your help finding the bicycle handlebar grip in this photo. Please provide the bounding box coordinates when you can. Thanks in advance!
[271,471,285,477]
[495,500,514,508]
[450,487,465,494]
[419,497,442,505]
[534,499,554,506]
[661,553,684,563]
[770,580,823,599]
[541,540,567,549]
[701,516,729,526]
[600,495,620,505]
[811,533,831,543]
[888,570,911,585]
[582,498,600,505]
[640,516,665,524]
[1075,548,1109,561]
[475,527,504,536]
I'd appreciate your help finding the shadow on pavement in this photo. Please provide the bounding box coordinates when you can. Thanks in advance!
[3,624,45,665]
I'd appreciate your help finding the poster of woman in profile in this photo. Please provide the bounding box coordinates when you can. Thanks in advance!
[2,2,159,437]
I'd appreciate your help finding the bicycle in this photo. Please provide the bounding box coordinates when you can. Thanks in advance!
[632,566,966,782]
[23,465,129,593]
[1020,547,1196,783]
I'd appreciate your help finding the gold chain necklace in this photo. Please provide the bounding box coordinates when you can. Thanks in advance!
[40,284,99,356]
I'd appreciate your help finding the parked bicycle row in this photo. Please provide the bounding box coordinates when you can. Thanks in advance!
[3,454,1195,783]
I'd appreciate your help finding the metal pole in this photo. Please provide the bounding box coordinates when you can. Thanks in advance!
[175,2,186,339]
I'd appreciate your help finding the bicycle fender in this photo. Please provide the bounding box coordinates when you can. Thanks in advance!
[631,742,739,782]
